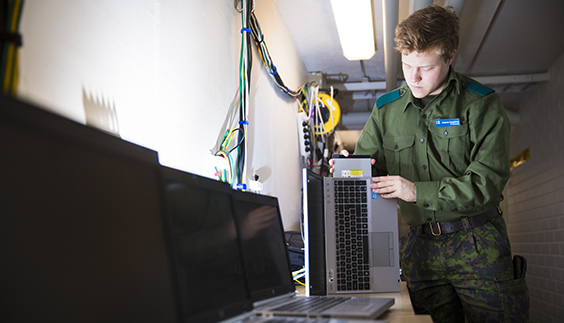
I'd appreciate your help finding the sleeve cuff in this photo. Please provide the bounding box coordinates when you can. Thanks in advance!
[415,181,440,210]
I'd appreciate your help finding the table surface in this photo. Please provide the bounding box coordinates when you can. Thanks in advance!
[295,282,433,323]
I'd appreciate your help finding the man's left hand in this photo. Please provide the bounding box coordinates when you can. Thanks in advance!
[371,176,416,202]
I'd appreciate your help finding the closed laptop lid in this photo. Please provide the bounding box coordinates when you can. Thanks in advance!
[231,190,295,303]
[161,167,252,323]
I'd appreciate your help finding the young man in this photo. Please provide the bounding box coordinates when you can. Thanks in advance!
[341,5,529,322]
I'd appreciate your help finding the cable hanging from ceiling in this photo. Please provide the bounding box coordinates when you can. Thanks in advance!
[213,0,253,190]
[249,11,304,100]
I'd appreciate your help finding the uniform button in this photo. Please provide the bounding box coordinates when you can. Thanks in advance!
[424,204,430,208]
[419,138,425,143]
[427,217,432,221]
[394,144,398,150]
[452,208,458,212]
[422,165,427,170]
[443,131,448,136]
[422,114,427,119]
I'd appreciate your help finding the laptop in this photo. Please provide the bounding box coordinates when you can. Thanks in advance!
[1,97,179,322]
[161,167,388,323]
[331,154,372,178]
[303,166,401,296]
[231,189,394,320]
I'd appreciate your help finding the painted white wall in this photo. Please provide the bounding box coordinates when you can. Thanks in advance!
[18,0,307,230]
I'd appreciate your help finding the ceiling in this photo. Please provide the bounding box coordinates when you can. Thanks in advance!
[274,0,564,150]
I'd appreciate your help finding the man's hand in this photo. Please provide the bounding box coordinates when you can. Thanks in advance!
[371,176,416,202]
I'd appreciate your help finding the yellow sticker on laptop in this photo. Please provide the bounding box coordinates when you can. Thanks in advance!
[341,170,363,177]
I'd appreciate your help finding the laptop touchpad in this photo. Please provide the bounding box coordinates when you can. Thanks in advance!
[371,232,394,267]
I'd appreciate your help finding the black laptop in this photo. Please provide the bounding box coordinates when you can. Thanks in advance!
[231,189,394,320]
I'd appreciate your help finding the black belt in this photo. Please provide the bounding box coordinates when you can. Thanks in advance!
[419,208,501,236]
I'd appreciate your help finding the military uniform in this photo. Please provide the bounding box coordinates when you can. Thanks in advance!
[354,68,530,322]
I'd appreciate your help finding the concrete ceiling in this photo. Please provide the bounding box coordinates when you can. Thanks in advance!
[274,0,564,148]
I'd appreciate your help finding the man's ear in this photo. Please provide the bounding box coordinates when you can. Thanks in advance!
[447,49,457,65]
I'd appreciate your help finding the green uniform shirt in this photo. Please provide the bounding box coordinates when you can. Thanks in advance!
[355,68,511,225]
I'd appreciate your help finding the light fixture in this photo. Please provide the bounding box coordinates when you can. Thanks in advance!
[330,0,376,61]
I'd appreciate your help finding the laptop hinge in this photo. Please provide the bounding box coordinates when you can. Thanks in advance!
[253,291,298,308]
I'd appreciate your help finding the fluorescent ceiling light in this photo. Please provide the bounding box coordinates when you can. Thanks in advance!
[330,0,376,61]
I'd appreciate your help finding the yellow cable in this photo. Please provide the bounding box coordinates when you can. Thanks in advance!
[4,0,23,95]
[3,44,14,94]
[224,127,238,149]
[11,49,18,95]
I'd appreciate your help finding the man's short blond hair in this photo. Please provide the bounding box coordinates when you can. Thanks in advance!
[395,5,459,62]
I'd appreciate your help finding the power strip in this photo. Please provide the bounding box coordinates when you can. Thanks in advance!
[296,112,311,158]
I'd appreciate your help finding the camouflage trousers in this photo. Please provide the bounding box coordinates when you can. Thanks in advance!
[401,216,530,323]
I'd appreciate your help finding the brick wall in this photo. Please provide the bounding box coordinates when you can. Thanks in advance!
[506,52,564,323]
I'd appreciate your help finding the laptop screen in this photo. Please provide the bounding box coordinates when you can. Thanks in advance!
[162,168,250,323]
[231,191,295,302]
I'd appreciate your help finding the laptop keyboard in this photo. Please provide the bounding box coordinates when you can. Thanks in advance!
[333,180,371,291]
[270,296,349,313]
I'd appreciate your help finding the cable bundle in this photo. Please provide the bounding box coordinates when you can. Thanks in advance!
[213,0,253,189]
[0,0,24,96]
[249,12,303,100]
[213,0,341,184]
[292,267,305,286]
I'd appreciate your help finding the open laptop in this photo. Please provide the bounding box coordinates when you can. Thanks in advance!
[161,167,388,323]
[231,189,394,320]
[303,166,401,296]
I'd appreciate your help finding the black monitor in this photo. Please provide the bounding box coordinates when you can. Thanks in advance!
[0,96,179,322]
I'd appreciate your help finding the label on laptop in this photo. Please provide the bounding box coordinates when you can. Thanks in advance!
[435,118,460,127]
[372,192,377,199]
[341,170,363,177]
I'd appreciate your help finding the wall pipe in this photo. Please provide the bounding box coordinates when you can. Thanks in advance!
[382,0,399,92]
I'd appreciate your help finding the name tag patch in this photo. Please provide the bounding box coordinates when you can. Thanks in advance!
[435,118,460,127]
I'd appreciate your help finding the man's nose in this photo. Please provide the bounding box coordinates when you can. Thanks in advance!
[411,68,421,83]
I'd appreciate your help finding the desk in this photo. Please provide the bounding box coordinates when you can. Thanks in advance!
[296,282,432,323]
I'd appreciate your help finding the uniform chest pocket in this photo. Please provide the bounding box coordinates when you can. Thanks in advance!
[429,123,470,174]
[383,136,414,178]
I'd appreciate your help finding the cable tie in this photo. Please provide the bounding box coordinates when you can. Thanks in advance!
[0,32,22,47]
[270,66,277,75]
[240,28,252,35]
[283,88,289,94]
[239,120,249,125]
[236,183,247,190]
